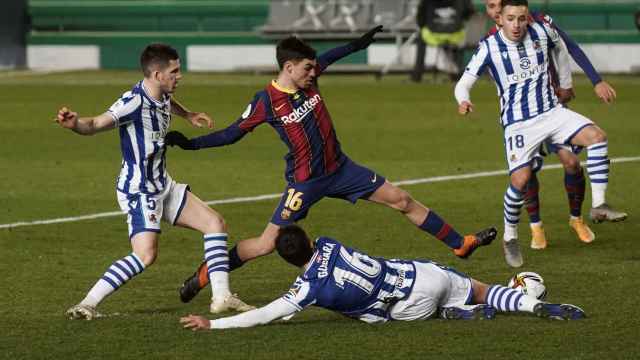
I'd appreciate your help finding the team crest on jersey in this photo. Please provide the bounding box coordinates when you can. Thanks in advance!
[281,208,291,220]
[241,103,252,119]
[148,213,158,223]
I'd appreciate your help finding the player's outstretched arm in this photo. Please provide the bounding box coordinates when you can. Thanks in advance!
[54,106,116,135]
[317,25,383,71]
[180,298,299,331]
[170,97,213,129]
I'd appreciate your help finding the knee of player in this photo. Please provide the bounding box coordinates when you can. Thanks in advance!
[137,250,157,267]
[563,157,581,172]
[510,175,529,192]
[593,128,607,143]
[393,190,413,211]
[205,214,227,233]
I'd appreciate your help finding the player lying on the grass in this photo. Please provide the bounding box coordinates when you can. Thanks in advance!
[56,43,253,320]
[455,0,625,268]
[167,27,497,307]
[482,0,626,253]
[179,225,585,330]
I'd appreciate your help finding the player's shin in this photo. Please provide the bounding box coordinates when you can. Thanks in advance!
[524,174,541,224]
[586,142,609,207]
[81,252,145,307]
[485,285,540,313]
[503,184,524,239]
[418,210,463,249]
[565,167,586,217]
[203,233,231,299]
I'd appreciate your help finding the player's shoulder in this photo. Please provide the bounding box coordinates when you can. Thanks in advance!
[530,10,554,26]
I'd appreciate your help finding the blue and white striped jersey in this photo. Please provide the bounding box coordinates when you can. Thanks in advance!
[282,237,416,323]
[107,81,172,195]
[465,21,561,127]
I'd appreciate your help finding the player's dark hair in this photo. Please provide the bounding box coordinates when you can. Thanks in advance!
[276,225,314,267]
[276,36,316,69]
[140,43,179,77]
[501,0,528,8]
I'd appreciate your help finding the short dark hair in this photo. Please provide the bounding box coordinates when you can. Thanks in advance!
[276,225,315,267]
[501,0,528,8]
[276,36,316,69]
[140,43,179,77]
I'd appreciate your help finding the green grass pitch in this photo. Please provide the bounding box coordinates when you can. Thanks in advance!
[1,71,639,359]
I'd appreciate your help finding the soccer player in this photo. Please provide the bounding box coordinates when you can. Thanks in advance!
[179,224,585,330]
[56,43,253,320]
[483,0,626,252]
[167,27,496,306]
[454,0,623,267]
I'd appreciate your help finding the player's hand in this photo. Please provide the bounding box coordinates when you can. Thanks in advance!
[458,101,474,115]
[165,131,198,150]
[556,88,575,104]
[350,25,383,51]
[187,111,213,129]
[180,314,211,331]
[594,81,616,104]
[55,106,78,129]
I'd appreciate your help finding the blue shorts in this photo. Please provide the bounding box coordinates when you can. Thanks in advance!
[270,158,386,226]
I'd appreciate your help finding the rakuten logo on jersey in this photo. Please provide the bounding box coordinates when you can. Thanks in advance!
[280,94,322,124]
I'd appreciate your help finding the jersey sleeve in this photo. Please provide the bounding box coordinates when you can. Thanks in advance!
[190,93,267,149]
[210,297,299,329]
[464,41,490,77]
[316,44,356,75]
[235,93,269,132]
[107,91,141,127]
[281,276,317,311]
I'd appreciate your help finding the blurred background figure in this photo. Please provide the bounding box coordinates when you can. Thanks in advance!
[411,0,475,82]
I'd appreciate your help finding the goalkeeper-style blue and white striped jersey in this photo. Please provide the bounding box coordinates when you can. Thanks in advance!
[465,20,561,128]
[107,81,172,195]
[282,237,416,323]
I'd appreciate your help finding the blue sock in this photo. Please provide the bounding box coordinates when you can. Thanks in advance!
[419,211,463,249]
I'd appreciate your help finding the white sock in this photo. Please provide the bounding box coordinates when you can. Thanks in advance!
[204,233,231,299]
[504,222,518,242]
[80,252,145,307]
[591,183,607,208]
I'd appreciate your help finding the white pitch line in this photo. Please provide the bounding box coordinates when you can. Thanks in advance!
[2,156,639,230]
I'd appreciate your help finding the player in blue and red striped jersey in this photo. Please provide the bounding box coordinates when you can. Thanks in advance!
[482,0,625,254]
[167,27,496,308]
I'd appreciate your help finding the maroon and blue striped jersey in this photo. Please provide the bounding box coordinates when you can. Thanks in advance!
[191,45,358,183]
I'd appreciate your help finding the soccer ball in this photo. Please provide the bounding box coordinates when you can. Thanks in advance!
[507,272,547,300]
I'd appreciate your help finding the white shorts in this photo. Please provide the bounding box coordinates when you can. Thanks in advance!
[388,261,472,321]
[116,179,189,239]
[504,106,593,173]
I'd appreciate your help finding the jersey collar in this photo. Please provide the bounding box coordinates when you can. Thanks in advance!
[271,80,297,94]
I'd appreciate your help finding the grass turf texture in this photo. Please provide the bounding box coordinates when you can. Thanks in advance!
[1,71,639,359]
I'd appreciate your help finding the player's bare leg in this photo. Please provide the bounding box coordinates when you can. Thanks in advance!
[175,192,253,313]
[571,125,627,223]
[367,181,495,258]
